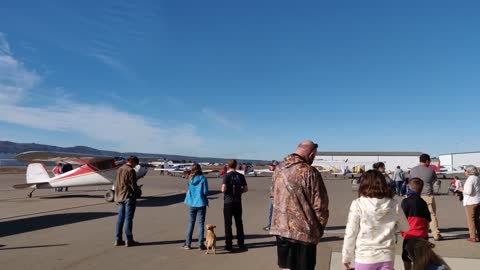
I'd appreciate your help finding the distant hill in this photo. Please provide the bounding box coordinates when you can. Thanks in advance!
[0,141,114,156]
[0,141,270,165]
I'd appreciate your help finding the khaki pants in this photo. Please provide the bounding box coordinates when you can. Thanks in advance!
[421,195,441,238]
[465,204,480,239]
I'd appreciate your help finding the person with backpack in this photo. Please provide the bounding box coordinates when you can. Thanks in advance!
[221,159,248,251]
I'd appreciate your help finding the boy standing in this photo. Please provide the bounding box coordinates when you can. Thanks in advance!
[400,178,432,270]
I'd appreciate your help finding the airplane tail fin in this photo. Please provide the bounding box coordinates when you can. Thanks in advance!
[26,163,51,184]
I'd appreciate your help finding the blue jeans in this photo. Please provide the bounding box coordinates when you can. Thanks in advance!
[395,181,403,195]
[185,206,206,247]
[267,198,273,227]
[116,198,136,241]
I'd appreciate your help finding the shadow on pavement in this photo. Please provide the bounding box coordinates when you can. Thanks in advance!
[441,227,469,233]
[320,236,342,242]
[0,244,68,251]
[245,240,276,249]
[0,212,116,237]
[39,194,104,199]
[325,226,346,230]
[141,234,273,247]
[138,191,222,207]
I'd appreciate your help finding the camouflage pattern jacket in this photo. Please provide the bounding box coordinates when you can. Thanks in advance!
[269,154,329,244]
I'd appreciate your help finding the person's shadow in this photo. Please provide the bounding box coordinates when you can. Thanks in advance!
[140,234,276,251]
[0,212,116,237]
[137,190,222,207]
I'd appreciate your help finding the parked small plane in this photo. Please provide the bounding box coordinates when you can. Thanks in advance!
[149,159,194,168]
[13,151,147,202]
[154,163,193,173]
[435,165,466,178]
[154,162,217,177]
[237,165,274,176]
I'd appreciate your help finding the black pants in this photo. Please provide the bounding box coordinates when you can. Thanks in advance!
[224,202,245,247]
[276,236,316,270]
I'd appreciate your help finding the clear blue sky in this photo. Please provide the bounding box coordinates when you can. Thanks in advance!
[1,0,479,160]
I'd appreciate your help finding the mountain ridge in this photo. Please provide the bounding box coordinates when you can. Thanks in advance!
[0,141,270,164]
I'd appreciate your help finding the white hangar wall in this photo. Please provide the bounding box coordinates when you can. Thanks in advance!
[439,152,480,169]
[314,152,422,172]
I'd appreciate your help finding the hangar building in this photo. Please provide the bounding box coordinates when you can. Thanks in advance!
[314,152,422,172]
[439,152,480,170]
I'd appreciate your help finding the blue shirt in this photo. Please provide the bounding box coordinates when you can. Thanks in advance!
[427,264,447,270]
[184,175,209,207]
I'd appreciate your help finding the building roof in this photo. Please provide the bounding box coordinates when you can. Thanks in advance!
[439,151,480,156]
[317,151,423,157]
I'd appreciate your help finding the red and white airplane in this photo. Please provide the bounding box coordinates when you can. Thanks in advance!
[13,151,147,202]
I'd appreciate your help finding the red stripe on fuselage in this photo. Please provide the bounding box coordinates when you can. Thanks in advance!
[49,165,118,183]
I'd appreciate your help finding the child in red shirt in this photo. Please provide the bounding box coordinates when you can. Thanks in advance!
[400,178,431,270]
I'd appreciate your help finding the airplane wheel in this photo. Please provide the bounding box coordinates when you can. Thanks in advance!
[105,190,115,202]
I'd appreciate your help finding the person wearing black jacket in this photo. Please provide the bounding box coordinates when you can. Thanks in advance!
[221,159,248,251]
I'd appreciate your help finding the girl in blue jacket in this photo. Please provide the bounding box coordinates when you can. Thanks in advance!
[182,163,209,249]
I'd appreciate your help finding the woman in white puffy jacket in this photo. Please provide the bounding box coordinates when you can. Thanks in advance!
[342,170,409,270]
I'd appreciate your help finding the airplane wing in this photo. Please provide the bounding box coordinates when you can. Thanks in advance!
[15,151,114,165]
[254,169,274,175]
[13,183,37,189]
[437,171,463,175]
[13,182,50,189]
[154,168,176,172]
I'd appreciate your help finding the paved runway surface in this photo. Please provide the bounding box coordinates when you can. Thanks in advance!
[1,172,479,269]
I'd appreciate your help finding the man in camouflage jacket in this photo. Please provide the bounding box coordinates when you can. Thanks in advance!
[270,140,329,270]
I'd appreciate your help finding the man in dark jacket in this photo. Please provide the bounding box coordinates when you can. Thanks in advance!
[114,156,140,247]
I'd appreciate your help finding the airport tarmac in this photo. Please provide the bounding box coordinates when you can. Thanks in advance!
[1,172,479,269]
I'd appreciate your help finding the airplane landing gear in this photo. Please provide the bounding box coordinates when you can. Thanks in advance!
[27,189,36,198]
[105,190,115,202]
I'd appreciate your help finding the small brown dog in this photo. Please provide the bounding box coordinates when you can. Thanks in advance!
[205,224,216,255]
